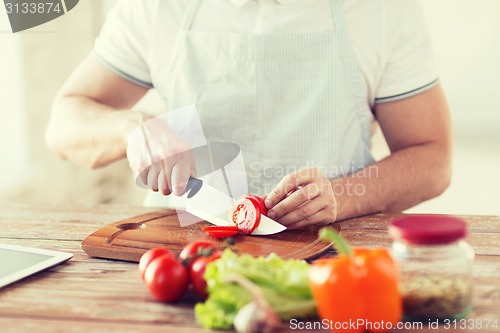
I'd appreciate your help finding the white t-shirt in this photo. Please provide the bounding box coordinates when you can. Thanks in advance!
[94,0,438,109]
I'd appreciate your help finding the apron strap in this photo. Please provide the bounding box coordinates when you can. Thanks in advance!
[180,0,202,31]
[329,0,347,32]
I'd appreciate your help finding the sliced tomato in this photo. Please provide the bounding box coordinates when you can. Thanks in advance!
[231,197,261,234]
[203,226,239,239]
[244,194,268,216]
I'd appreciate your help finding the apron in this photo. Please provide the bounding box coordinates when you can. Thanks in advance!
[144,0,374,207]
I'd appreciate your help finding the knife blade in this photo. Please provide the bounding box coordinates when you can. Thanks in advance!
[185,178,287,236]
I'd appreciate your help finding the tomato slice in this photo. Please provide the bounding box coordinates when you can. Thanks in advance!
[244,194,268,216]
[231,197,261,234]
[203,226,239,239]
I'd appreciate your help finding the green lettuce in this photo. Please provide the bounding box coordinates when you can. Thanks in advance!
[194,249,317,329]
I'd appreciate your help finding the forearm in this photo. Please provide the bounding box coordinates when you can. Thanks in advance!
[45,53,151,168]
[331,142,451,221]
[46,95,145,168]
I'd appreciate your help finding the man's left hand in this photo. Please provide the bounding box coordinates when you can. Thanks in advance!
[265,167,338,229]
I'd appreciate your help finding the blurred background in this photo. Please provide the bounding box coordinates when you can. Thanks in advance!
[0,0,499,215]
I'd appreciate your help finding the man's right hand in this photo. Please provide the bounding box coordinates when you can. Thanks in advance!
[126,116,195,196]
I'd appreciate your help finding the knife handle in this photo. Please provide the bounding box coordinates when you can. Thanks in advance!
[186,176,203,198]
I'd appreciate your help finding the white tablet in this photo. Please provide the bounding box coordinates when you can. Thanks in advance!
[0,243,73,288]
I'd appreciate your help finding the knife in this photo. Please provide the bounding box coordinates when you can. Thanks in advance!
[185,177,287,236]
[139,121,286,236]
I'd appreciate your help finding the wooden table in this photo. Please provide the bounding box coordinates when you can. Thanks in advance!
[0,203,499,333]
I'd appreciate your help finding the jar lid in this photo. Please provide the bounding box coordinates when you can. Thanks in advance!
[388,215,468,245]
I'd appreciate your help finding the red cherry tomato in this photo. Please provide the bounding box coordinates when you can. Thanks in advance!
[245,194,268,216]
[179,241,216,260]
[144,256,188,302]
[232,197,261,234]
[138,248,175,281]
[203,226,239,239]
[190,250,222,298]
[179,241,216,275]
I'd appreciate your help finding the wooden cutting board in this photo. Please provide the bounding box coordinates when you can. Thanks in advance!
[81,209,339,262]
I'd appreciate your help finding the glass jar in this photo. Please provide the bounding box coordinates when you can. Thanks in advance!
[388,215,474,321]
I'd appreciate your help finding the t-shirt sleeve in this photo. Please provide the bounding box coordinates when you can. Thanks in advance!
[375,0,438,103]
[94,0,155,88]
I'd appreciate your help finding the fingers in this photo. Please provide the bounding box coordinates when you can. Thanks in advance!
[147,164,161,192]
[126,114,194,196]
[267,184,321,220]
[139,169,148,187]
[265,167,338,228]
[265,169,317,210]
[129,121,193,196]
[157,165,172,196]
[170,154,192,196]
[264,175,294,211]
[285,194,338,229]
[144,155,192,196]
[277,197,327,226]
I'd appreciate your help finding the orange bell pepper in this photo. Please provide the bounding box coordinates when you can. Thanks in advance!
[309,228,402,333]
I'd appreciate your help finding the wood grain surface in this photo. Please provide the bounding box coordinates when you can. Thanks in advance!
[0,203,499,333]
[81,209,337,262]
